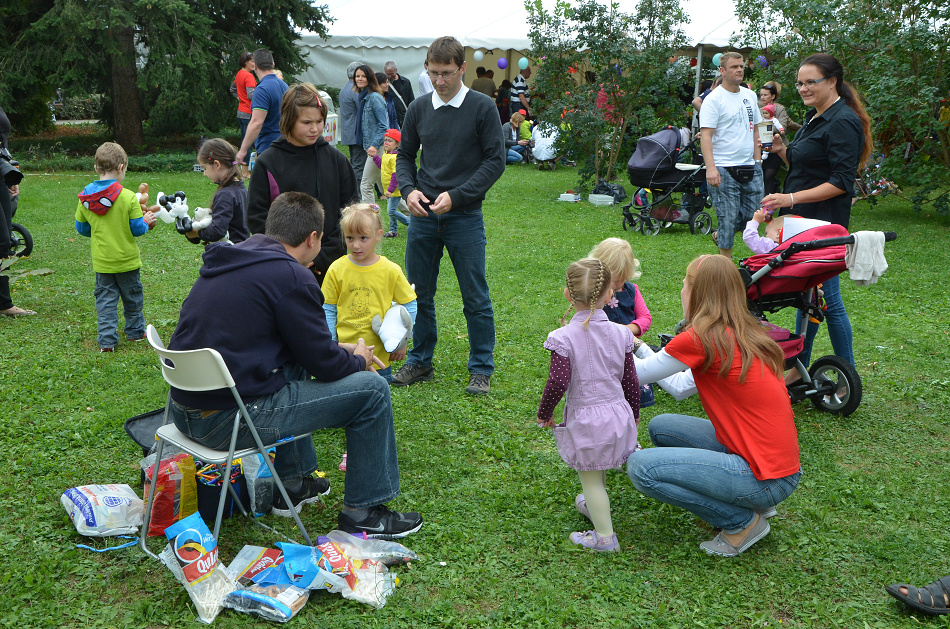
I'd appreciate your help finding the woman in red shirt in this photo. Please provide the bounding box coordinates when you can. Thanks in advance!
[626,254,801,557]
[234,52,257,148]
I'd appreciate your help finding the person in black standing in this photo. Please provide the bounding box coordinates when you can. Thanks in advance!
[0,106,35,317]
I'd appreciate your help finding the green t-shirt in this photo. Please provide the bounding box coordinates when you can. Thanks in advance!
[75,182,144,273]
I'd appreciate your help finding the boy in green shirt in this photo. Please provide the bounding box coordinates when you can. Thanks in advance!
[75,142,156,352]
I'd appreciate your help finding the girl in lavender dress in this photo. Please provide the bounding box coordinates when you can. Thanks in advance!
[537,258,641,552]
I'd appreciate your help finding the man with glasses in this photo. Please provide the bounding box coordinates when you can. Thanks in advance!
[699,51,763,258]
[394,36,505,395]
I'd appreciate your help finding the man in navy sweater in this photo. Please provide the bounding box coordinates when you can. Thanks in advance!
[167,191,422,539]
[393,36,505,395]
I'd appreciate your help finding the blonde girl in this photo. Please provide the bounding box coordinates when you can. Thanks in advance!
[321,203,416,383]
[537,258,641,552]
[588,237,652,337]
[189,138,249,245]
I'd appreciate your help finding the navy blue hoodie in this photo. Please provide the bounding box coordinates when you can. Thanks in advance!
[168,234,365,409]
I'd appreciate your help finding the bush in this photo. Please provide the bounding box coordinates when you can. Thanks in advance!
[55,94,104,121]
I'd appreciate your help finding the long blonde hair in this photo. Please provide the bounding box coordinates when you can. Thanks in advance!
[683,255,784,381]
[563,258,612,328]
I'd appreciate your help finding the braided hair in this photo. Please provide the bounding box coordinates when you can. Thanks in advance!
[562,258,612,328]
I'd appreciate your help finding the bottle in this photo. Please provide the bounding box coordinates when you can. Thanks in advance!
[248,151,257,172]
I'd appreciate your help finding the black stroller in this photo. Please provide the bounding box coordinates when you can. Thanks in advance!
[621,126,712,236]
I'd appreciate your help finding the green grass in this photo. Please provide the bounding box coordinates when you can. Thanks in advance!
[3,154,950,628]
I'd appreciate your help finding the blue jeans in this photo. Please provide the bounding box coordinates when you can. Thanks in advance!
[627,414,801,533]
[794,274,854,368]
[506,146,525,164]
[708,164,764,250]
[386,197,410,233]
[169,365,399,509]
[404,207,495,375]
[94,270,145,349]
[237,116,251,146]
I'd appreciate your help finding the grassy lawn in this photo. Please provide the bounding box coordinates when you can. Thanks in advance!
[3,149,950,627]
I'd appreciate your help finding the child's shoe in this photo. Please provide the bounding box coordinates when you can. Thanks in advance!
[575,494,591,521]
[99,347,115,353]
[383,231,398,238]
[569,529,619,552]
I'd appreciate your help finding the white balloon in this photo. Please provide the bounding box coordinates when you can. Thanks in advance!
[473,50,484,62]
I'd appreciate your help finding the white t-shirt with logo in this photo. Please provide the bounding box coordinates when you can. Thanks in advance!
[699,86,761,166]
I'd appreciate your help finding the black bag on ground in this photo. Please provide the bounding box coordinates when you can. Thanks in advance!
[592,178,628,203]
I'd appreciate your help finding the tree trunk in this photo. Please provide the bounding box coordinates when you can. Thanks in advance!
[109,25,144,148]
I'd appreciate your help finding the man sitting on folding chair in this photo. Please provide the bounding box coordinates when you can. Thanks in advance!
[165,191,422,539]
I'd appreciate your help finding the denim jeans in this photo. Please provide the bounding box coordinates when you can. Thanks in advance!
[169,365,400,509]
[627,413,801,533]
[386,197,410,233]
[237,116,251,146]
[506,146,525,164]
[404,207,495,375]
[708,164,764,250]
[794,274,854,368]
[94,270,145,349]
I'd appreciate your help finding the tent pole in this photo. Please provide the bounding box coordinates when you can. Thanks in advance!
[693,43,703,98]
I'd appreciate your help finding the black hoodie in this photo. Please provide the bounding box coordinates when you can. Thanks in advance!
[168,234,365,409]
[247,137,358,281]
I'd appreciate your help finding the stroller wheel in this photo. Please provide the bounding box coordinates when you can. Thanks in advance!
[690,211,712,235]
[10,223,33,257]
[641,217,660,236]
[808,355,862,416]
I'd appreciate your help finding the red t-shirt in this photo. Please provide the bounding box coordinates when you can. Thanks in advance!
[235,69,257,115]
[665,329,800,480]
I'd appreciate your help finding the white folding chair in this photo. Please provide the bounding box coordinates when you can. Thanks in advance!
[140,325,314,558]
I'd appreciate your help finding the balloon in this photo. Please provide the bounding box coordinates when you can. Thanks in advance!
[498,58,508,70]
[756,55,768,68]
[518,57,529,70]
[712,53,722,67]
[473,50,484,62]
[690,58,697,67]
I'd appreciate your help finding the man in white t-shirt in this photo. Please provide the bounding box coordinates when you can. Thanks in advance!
[700,52,764,258]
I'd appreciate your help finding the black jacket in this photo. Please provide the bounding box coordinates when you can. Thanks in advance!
[247,137,358,280]
[781,99,863,228]
[169,234,365,409]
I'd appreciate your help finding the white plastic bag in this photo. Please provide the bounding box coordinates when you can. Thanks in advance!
[61,484,143,536]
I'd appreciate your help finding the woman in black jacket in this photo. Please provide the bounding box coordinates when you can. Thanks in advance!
[247,84,358,283]
[760,53,873,373]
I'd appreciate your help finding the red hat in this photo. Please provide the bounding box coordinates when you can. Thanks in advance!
[384,128,401,143]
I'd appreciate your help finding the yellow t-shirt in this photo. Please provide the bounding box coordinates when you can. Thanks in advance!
[380,152,401,198]
[322,255,415,367]
[75,183,144,273]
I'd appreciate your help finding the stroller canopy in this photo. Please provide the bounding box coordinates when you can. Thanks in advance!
[627,127,689,174]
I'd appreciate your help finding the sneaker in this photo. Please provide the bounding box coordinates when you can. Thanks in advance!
[337,504,423,539]
[700,514,770,557]
[756,506,778,519]
[271,476,330,517]
[392,363,435,387]
[99,347,115,353]
[569,529,619,552]
[466,373,491,395]
[575,494,591,521]
[128,334,146,342]
[383,231,398,238]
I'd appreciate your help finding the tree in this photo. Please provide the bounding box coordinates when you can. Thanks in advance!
[735,0,950,212]
[0,0,333,149]
[525,0,688,192]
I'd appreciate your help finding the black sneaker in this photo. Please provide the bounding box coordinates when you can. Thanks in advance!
[392,363,435,386]
[337,504,423,539]
[466,373,491,395]
[271,476,330,517]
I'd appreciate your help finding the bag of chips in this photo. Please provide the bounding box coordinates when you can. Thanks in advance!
[141,452,198,536]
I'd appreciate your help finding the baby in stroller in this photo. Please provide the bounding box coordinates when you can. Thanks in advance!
[740,222,894,416]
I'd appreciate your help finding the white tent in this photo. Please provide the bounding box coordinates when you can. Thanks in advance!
[294,0,534,95]
[293,0,747,99]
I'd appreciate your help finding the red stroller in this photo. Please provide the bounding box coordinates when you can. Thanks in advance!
[739,223,897,416]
